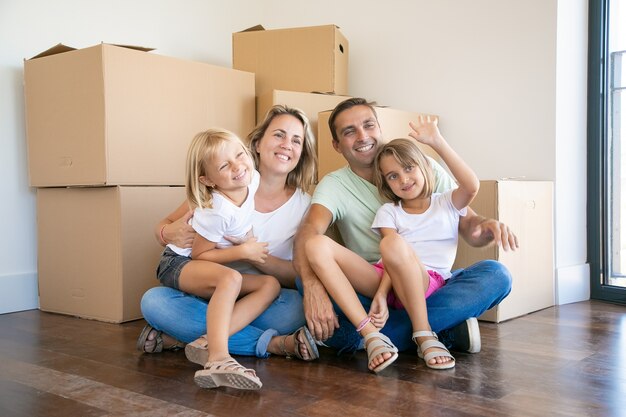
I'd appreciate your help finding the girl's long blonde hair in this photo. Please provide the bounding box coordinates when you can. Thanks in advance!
[373,138,434,204]
[185,128,250,210]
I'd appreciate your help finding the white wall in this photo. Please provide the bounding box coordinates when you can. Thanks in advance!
[555,0,590,304]
[0,0,588,313]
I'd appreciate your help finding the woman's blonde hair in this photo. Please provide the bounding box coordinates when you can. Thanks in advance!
[247,105,317,190]
[373,138,434,204]
[185,128,250,210]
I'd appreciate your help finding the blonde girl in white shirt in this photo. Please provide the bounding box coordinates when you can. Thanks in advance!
[158,128,280,389]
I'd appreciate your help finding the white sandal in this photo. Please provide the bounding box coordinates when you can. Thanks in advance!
[363,332,398,373]
[412,330,455,370]
[194,357,262,390]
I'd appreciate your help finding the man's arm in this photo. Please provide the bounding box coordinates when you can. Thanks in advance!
[293,203,340,341]
[458,206,519,251]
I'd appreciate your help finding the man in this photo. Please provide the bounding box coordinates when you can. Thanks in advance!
[294,98,517,354]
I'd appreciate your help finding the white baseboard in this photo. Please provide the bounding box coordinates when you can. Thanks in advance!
[555,263,590,305]
[0,271,39,314]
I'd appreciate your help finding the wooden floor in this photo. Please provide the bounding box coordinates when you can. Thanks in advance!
[0,300,625,417]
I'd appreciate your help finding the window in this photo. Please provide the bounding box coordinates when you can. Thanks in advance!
[589,0,626,302]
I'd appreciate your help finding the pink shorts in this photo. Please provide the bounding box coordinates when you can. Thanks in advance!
[372,261,446,310]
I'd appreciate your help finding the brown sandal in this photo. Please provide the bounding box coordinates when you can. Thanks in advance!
[136,324,184,353]
[279,326,319,361]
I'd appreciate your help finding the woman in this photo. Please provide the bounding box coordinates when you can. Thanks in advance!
[139,105,318,361]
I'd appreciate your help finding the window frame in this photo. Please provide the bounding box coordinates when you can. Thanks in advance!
[588,0,626,303]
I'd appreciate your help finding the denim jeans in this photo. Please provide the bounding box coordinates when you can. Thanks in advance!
[140,286,305,358]
[299,259,512,353]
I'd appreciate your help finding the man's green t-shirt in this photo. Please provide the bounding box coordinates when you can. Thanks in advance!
[311,157,456,263]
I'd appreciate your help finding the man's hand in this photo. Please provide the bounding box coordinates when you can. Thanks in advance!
[470,218,519,251]
[302,279,339,341]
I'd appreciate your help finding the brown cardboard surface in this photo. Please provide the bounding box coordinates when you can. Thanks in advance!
[317,107,440,182]
[37,186,185,323]
[233,25,348,96]
[256,90,350,129]
[24,43,255,187]
[453,180,555,322]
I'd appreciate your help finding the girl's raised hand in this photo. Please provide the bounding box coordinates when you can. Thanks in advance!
[408,115,444,148]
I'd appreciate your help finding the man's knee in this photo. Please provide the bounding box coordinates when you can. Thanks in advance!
[480,259,513,296]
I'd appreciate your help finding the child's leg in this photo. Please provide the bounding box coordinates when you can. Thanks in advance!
[305,235,381,324]
[178,261,241,363]
[228,274,281,334]
[305,235,397,371]
[380,234,454,368]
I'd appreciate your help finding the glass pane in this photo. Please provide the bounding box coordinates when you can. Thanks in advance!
[608,0,626,286]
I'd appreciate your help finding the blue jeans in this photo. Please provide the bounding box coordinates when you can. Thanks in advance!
[299,259,512,353]
[140,286,305,358]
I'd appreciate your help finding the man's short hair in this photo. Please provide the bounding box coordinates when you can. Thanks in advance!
[328,97,378,142]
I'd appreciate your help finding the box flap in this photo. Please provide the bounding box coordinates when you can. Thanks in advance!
[236,24,340,34]
[108,43,155,53]
[238,24,265,33]
[29,43,154,61]
[29,44,77,60]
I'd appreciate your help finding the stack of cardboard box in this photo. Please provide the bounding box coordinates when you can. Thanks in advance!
[25,25,555,324]
[24,43,255,322]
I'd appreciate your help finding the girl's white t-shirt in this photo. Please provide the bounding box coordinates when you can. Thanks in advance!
[168,170,260,257]
[371,190,466,278]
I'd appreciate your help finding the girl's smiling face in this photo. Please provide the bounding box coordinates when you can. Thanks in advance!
[200,139,254,194]
[379,154,425,202]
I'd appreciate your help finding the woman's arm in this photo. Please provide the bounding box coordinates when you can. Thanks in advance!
[155,200,195,248]
[248,255,297,288]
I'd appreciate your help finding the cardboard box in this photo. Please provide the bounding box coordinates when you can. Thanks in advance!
[233,25,348,96]
[317,107,440,181]
[257,89,350,143]
[24,43,255,187]
[37,186,185,323]
[452,180,555,322]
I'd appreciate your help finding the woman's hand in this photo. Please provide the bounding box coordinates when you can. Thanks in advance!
[162,210,195,248]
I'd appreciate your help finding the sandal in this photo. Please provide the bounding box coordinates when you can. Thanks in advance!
[185,335,209,366]
[136,324,184,353]
[194,357,262,390]
[279,326,320,361]
[412,330,455,370]
[363,332,398,373]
